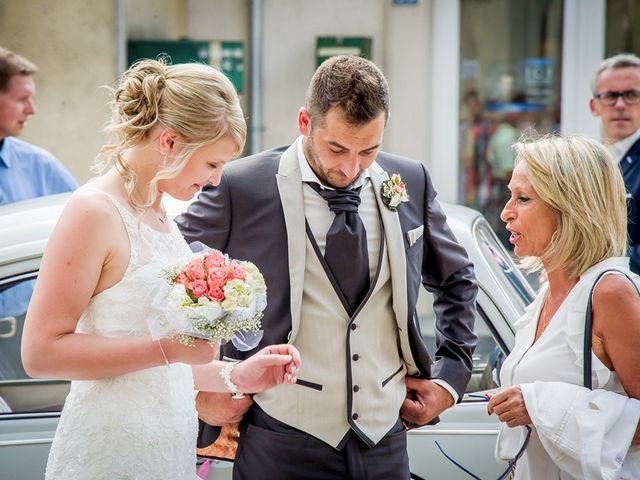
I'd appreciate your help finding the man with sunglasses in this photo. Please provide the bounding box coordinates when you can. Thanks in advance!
[590,53,640,273]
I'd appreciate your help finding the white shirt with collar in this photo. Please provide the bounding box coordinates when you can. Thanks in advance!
[295,135,459,404]
[608,128,640,165]
[296,136,381,281]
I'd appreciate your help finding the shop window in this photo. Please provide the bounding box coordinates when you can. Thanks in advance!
[459,0,563,247]
[606,0,640,56]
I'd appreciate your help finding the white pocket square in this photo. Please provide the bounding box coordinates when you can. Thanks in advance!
[406,225,424,247]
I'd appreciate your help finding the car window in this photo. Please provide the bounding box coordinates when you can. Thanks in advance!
[0,277,34,381]
[0,274,69,415]
[475,223,535,310]
[416,290,504,393]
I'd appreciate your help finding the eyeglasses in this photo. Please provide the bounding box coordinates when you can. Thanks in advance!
[594,89,640,106]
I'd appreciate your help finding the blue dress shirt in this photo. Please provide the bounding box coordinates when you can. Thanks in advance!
[0,136,78,205]
[0,137,78,354]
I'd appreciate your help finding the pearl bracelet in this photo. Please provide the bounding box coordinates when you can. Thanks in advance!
[219,361,245,399]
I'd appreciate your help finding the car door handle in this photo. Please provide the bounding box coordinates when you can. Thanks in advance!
[0,316,17,338]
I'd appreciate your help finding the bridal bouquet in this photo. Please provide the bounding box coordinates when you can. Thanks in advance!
[150,246,266,351]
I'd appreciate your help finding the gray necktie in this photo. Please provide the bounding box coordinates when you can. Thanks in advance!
[308,182,370,315]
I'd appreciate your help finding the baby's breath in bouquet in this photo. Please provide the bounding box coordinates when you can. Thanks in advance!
[151,246,265,351]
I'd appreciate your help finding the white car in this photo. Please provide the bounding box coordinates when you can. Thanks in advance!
[0,193,534,479]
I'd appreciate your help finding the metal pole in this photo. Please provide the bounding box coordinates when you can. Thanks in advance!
[115,0,127,78]
[249,0,263,154]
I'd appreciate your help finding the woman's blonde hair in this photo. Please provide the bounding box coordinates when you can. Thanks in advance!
[514,134,627,279]
[95,59,246,210]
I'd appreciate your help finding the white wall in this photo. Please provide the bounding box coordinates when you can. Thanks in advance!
[0,0,117,183]
[259,0,432,164]
[381,0,432,165]
[0,1,435,183]
[126,0,188,39]
[260,0,386,148]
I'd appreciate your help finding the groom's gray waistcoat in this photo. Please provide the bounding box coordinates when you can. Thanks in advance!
[256,207,406,448]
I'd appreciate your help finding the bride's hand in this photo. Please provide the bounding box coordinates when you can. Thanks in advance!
[160,337,218,365]
[232,344,301,394]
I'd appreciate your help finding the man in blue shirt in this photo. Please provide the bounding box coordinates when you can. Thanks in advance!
[0,47,77,205]
[0,48,77,380]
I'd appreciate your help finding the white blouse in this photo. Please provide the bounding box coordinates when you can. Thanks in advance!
[496,257,640,479]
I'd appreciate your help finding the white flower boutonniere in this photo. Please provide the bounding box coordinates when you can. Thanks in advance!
[381,174,409,211]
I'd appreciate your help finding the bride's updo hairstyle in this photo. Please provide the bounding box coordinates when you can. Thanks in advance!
[95,58,246,210]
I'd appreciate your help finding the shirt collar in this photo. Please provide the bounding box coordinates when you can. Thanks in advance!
[608,128,640,164]
[295,135,369,189]
[0,137,11,168]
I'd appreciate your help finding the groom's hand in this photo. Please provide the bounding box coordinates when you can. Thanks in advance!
[195,391,252,426]
[400,377,454,427]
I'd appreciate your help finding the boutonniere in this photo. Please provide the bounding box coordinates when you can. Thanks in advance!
[381,174,409,211]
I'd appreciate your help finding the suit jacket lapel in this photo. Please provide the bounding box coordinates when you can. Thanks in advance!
[276,144,306,342]
[369,162,409,330]
[621,137,640,178]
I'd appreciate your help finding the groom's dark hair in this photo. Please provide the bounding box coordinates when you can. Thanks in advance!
[305,55,389,127]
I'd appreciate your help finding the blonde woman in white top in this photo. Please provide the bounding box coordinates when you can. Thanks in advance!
[487,134,640,479]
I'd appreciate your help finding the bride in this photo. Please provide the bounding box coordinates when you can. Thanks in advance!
[21,59,300,480]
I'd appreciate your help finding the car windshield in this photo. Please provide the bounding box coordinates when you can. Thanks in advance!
[474,222,535,322]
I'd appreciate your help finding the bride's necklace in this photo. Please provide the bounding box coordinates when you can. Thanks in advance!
[156,206,167,224]
[145,204,167,224]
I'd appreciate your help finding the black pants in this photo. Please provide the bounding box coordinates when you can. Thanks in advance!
[233,406,410,480]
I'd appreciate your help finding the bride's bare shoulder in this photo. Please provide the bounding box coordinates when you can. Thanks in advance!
[58,188,124,232]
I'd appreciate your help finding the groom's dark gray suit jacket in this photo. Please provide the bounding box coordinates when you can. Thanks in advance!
[177,145,478,434]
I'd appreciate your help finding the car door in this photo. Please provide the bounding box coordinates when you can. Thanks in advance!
[407,212,535,479]
[0,261,69,479]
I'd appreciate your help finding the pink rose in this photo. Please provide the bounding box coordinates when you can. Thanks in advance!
[207,266,228,289]
[204,250,226,269]
[189,279,208,298]
[395,182,405,193]
[208,286,225,302]
[185,259,206,281]
[228,261,246,281]
[175,272,189,286]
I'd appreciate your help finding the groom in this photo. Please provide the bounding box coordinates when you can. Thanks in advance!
[177,55,478,479]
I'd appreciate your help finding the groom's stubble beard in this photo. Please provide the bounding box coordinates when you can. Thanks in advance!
[304,127,356,189]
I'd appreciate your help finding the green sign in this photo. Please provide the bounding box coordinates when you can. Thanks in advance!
[315,37,372,67]
[127,39,244,94]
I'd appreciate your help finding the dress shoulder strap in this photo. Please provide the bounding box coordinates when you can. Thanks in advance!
[80,188,141,270]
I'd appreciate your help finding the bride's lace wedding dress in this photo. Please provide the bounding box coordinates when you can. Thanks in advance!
[45,194,200,480]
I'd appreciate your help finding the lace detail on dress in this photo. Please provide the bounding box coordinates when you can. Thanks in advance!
[45,193,199,480]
